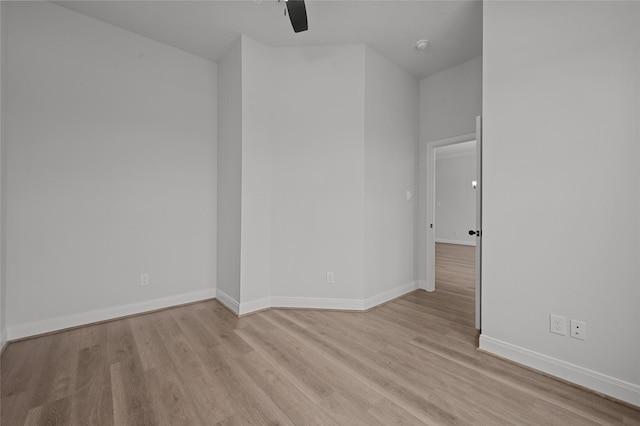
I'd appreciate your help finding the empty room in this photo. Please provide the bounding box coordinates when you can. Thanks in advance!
[1,0,639,424]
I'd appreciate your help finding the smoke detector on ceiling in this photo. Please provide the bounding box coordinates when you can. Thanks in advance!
[415,39,429,51]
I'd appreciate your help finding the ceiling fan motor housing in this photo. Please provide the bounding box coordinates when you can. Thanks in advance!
[286,0,308,33]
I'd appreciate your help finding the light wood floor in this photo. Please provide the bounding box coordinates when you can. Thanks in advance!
[3,252,640,425]
[435,242,476,299]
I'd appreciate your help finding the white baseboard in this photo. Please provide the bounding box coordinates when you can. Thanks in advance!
[415,280,427,291]
[363,281,417,310]
[239,296,271,315]
[479,334,640,407]
[271,296,364,311]
[4,282,419,340]
[7,288,217,341]
[436,238,476,246]
[238,281,418,315]
[215,289,240,315]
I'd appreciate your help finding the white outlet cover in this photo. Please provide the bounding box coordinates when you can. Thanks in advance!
[570,320,586,340]
[140,273,150,286]
[326,272,335,284]
[550,314,566,336]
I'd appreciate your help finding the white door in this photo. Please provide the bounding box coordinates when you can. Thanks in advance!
[472,116,483,330]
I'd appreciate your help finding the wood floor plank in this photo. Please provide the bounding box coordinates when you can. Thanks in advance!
[258,312,461,424]
[71,344,113,425]
[143,365,203,426]
[109,362,128,426]
[108,320,157,426]
[1,335,54,401]
[254,312,386,412]
[234,351,335,426]
[110,360,157,426]
[234,324,335,404]
[129,315,173,372]
[22,405,42,426]
[380,343,539,425]
[168,308,222,352]
[29,331,80,408]
[164,353,237,424]
[1,391,30,426]
[366,397,426,426]
[209,347,295,426]
[435,242,476,299]
[33,396,71,426]
[2,243,639,425]
[195,306,254,358]
[77,323,109,350]
[409,336,626,424]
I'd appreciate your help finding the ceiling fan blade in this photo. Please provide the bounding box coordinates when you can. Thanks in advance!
[286,0,308,33]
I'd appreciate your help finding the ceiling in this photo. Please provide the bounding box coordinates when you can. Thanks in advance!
[436,140,476,158]
[53,0,482,80]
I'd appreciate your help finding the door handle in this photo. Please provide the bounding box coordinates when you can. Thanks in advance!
[469,230,480,236]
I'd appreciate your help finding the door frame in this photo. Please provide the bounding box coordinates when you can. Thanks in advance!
[424,131,479,324]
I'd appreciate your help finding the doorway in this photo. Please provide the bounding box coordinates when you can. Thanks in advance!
[425,124,482,329]
[434,141,477,315]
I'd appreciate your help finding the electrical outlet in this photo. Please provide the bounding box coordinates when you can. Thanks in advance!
[550,314,566,335]
[570,320,586,340]
[140,273,150,286]
[326,272,335,284]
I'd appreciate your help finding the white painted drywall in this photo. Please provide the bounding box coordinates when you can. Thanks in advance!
[435,146,476,245]
[417,56,482,283]
[364,46,418,297]
[270,44,367,300]
[0,0,6,348]
[638,8,640,390]
[223,41,418,309]
[239,35,274,305]
[482,0,640,402]
[217,38,243,304]
[6,2,217,329]
[420,56,482,144]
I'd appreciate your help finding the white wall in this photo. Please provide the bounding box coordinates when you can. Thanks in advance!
[217,38,243,305]
[239,35,274,306]
[435,147,476,245]
[364,46,418,298]
[4,2,419,336]
[0,0,7,349]
[420,56,482,144]
[218,40,370,311]
[481,1,640,405]
[6,2,217,338]
[217,41,418,312]
[418,56,482,284]
[270,44,367,301]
